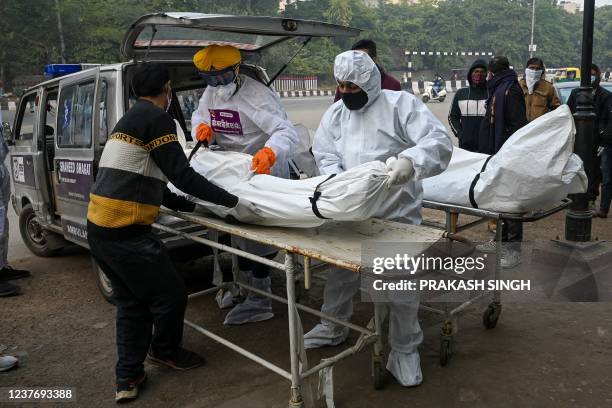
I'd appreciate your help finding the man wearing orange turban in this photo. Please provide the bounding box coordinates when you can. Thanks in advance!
[191,45,299,325]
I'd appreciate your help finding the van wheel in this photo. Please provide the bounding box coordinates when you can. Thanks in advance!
[93,258,115,304]
[19,204,62,257]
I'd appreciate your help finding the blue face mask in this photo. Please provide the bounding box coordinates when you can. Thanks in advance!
[199,66,237,87]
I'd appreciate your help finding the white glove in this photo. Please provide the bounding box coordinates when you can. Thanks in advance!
[385,156,415,189]
[227,198,264,224]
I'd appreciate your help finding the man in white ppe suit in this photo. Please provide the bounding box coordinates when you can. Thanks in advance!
[191,45,299,325]
[306,50,452,386]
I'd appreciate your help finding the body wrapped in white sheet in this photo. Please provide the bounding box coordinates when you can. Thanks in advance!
[170,105,586,225]
[169,149,391,227]
[422,104,587,213]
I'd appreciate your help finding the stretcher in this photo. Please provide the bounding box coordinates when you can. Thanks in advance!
[153,209,444,407]
[420,198,572,365]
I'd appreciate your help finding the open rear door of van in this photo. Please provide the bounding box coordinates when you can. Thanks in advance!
[121,13,360,61]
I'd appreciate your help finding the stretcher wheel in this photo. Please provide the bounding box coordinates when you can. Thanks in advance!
[482,303,502,330]
[439,337,453,366]
[372,360,385,390]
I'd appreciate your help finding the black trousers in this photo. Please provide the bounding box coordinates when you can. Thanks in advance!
[501,220,523,251]
[89,232,187,380]
[237,252,278,279]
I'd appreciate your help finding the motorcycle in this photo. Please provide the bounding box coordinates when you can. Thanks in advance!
[421,80,447,103]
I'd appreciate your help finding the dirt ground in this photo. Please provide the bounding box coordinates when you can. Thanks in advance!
[2,210,612,408]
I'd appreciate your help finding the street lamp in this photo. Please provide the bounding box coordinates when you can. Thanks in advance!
[565,0,596,242]
[529,0,536,58]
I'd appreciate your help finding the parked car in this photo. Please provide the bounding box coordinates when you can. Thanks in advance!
[1,12,359,302]
[554,81,612,104]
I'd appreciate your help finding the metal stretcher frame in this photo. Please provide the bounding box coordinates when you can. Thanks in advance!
[153,209,444,407]
[419,198,572,365]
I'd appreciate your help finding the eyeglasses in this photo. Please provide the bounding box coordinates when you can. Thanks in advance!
[199,65,238,87]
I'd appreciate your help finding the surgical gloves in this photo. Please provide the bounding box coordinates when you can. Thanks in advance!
[385,156,415,188]
[251,147,276,175]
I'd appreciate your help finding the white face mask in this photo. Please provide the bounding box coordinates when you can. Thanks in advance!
[215,82,237,101]
[525,68,542,94]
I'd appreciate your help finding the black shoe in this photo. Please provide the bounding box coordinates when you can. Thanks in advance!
[147,348,206,371]
[0,282,21,297]
[0,266,31,282]
[115,373,146,403]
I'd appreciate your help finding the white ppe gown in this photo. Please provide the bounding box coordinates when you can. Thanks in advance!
[191,75,299,179]
[306,50,452,386]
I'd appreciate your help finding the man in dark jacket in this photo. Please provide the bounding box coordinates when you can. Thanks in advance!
[567,63,612,215]
[477,56,528,268]
[478,56,528,154]
[333,38,400,102]
[448,59,488,152]
[87,63,252,403]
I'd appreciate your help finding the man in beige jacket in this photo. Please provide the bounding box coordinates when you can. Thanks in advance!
[519,57,561,122]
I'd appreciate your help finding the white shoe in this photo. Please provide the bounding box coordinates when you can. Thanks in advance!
[0,355,18,372]
[303,321,350,349]
[476,240,497,253]
[386,350,422,387]
[223,277,274,325]
[501,248,521,269]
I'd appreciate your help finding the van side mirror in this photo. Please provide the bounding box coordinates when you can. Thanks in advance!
[1,122,13,145]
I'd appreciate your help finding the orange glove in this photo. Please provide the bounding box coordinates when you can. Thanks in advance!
[251,147,276,175]
[195,123,213,144]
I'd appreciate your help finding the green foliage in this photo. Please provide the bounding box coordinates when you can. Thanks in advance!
[1,0,611,92]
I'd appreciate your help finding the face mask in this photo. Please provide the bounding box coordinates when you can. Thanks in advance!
[471,72,485,86]
[341,89,369,110]
[215,82,237,101]
[200,66,237,87]
[525,68,542,94]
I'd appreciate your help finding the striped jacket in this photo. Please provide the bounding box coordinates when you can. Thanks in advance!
[87,99,237,240]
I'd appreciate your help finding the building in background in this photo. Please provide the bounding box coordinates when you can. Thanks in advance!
[559,0,580,13]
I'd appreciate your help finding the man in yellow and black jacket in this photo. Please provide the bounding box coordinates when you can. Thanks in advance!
[87,63,248,403]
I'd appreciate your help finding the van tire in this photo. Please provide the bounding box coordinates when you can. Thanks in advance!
[19,204,62,257]
[92,257,115,305]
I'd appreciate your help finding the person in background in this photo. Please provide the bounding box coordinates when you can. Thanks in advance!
[191,45,299,325]
[597,104,612,218]
[0,108,30,298]
[306,50,452,387]
[448,59,488,152]
[333,38,400,102]
[87,62,249,403]
[568,63,612,214]
[519,57,561,122]
[477,56,528,268]
[432,73,444,98]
